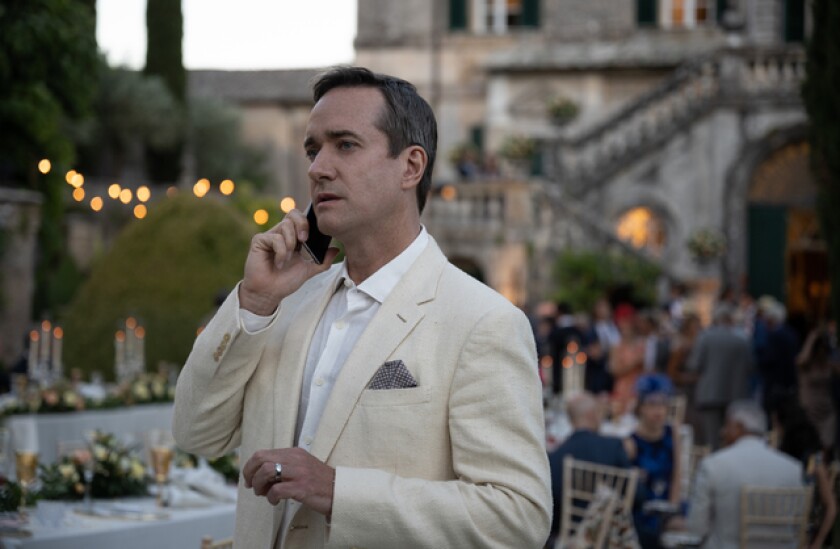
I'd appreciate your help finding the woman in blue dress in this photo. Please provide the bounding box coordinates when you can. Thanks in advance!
[623,374,681,549]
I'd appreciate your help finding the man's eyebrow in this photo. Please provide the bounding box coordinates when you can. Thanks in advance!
[303,130,363,150]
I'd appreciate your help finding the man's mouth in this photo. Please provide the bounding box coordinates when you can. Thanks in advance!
[316,193,340,205]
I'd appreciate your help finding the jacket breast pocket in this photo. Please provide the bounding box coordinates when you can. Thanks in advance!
[358,385,432,407]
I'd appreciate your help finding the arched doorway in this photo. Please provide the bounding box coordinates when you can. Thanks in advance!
[747,141,829,320]
[615,206,668,257]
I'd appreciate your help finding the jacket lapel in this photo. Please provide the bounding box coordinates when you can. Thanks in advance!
[309,239,446,462]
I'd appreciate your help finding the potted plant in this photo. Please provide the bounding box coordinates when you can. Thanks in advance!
[546,96,580,126]
[686,228,726,264]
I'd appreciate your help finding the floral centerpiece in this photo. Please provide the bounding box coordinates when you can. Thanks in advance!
[546,96,580,126]
[0,383,85,416]
[686,228,727,262]
[39,431,148,500]
[0,476,23,511]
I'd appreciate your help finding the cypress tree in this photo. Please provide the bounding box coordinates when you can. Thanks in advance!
[801,0,840,325]
[143,0,185,183]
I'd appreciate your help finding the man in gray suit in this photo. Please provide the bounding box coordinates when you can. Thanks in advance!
[686,400,803,549]
[686,304,753,448]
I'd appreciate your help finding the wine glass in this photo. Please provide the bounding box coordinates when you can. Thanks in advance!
[15,450,39,509]
[146,430,175,507]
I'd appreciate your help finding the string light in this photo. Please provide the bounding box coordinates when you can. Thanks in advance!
[253,209,269,225]
[219,179,235,195]
[90,197,103,211]
[280,197,296,213]
[38,159,51,174]
[136,186,151,202]
[72,187,85,201]
[108,184,121,199]
[133,204,147,219]
[119,188,133,204]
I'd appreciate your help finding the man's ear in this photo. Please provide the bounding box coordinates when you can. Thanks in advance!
[400,145,427,191]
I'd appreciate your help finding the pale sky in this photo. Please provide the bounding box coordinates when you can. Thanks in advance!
[97,0,357,70]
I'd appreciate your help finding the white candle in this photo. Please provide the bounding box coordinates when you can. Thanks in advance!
[135,326,146,373]
[27,330,39,378]
[115,330,126,381]
[39,320,51,367]
[52,327,63,379]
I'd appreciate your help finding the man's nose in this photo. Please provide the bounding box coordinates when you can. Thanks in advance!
[308,149,335,181]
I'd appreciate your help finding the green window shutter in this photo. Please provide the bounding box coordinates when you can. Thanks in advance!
[450,0,468,30]
[522,0,540,28]
[470,125,485,153]
[716,0,728,23]
[637,0,657,26]
[748,205,787,302]
[784,0,805,42]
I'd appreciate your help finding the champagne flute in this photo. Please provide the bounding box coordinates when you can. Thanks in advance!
[147,430,174,507]
[15,451,39,509]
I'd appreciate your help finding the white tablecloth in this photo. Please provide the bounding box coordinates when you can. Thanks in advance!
[4,404,173,467]
[1,497,236,549]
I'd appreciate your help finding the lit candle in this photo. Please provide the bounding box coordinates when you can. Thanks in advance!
[40,320,51,367]
[52,327,64,379]
[561,355,574,400]
[115,330,126,381]
[28,330,39,378]
[135,326,146,373]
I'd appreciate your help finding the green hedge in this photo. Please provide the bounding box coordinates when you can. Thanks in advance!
[61,194,253,380]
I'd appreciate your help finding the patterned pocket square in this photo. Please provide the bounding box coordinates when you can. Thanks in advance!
[367,360,418,390]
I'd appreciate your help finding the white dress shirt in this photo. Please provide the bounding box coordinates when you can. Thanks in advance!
[239,227,429,546]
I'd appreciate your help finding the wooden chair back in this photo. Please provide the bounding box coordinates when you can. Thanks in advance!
[200,536,234,549]
[739,485,812,549]
[667,394,687,426]
[559,456,639,548]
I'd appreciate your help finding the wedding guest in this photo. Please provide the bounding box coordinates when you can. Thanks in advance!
[547,392,631,547]
[772,396,836,549]
[610,303,645,416]
[796,327,837,450]
[584,297,619,395]
[173,67,550,549]
[686,400,803,549]
[624,374,681,549]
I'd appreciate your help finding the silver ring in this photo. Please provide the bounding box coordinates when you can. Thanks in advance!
[273,462,283,483]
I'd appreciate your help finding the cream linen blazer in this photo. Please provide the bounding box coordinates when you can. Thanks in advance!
[173,237,551,548]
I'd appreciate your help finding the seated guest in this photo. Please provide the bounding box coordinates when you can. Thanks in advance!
[772,396,837,549]
[686,400,803,549]
[547,392,631,547]
[624,374,681,549]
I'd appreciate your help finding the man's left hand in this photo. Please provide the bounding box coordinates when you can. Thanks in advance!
[242,447,335,517]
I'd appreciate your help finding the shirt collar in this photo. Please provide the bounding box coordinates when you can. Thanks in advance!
[335,226,429,304]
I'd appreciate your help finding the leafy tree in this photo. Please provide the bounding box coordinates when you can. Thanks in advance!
[190,98,269,190]
[77,62,183,178]
[144,0,185,183]
[552,249,661,312]
[0,0,98,318]
[60,195,254,380]
[802,0,840,325]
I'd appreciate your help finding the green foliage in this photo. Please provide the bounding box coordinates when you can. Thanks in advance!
[190,99,269,190]
[0,0,98,184]
[60,195,253,380]
[77,62,183,176]
[551,249,661,312]
[144,0,185,182]
[802,0,840,325]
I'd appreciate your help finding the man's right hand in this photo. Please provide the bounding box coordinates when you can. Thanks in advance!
[239,209,339,315]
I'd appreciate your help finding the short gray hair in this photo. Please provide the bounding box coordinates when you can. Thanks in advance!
[727,400,767,435]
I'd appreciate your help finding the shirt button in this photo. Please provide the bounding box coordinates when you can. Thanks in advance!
[315,378,325,387]
[304,436,313,445]
[335,321,346,330]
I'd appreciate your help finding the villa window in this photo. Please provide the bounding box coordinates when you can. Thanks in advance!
[637,0,715,28]
[450,0,539,32]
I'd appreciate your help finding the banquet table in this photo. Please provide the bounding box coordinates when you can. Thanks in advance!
[4,403,174,467]
[1,497,236,549]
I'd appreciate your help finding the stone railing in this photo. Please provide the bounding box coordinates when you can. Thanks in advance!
[422,180,536,240]
[551,45,806,194]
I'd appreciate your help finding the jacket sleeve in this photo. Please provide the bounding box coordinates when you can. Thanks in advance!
[172,284,275,457]
[326,306,552,549]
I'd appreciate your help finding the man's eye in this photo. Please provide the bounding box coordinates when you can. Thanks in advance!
[338,141,356,151]
[305,149,318,161]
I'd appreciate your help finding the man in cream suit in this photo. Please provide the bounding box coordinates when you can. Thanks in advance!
[686,400,803,549]
[173,67,551,548]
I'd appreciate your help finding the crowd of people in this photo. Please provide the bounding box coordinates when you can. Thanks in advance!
[534,292,840,549]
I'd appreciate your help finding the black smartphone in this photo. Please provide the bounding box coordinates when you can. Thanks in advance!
[300,203,332,264]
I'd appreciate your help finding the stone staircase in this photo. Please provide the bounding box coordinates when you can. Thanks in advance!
[549,45,806,196]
